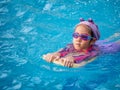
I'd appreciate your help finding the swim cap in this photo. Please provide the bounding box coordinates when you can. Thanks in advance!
[76,18,100,40]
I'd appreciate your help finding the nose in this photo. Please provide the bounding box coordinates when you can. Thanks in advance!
[76,36,82,42]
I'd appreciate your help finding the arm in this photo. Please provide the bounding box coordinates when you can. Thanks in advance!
[42,44,71,62]
[42,52,61,62]
[73,55,90,63]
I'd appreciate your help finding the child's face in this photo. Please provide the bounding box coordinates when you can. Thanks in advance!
[73,24,96,51]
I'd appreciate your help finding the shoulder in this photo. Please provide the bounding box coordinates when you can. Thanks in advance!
[89,44,100,56]
[92,44,100,51]
[66,43,73,48]
[59,43,74,52]
[58,43,73,52]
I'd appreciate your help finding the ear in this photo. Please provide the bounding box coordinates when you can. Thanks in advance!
[90,38,96,45]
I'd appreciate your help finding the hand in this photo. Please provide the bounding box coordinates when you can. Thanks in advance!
[42,52,60,62]
[59,56,74,67]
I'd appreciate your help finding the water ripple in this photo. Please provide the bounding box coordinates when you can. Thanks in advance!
[0,70,11,79]
[30,77,41,84]
[0,0,11,4]
[43,3,52,11]
[1,33,15,39]
[12,80,22,90]
[0,7,8,14]
[20,26,34,34]
[16,59,28,66]
[16,9,27,17]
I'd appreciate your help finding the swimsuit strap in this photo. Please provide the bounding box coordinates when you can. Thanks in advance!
[59,44,99,63]
[74,45,99,63]
[59,44,74,57]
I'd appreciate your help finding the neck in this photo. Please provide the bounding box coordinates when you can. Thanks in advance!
[74,45,93,53]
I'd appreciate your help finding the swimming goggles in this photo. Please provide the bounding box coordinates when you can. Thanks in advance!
[73,33,93,41]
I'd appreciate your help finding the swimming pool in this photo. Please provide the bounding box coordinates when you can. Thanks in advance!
[0,0,120,89]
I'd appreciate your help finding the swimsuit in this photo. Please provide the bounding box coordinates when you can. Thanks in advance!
[58,44,99,63]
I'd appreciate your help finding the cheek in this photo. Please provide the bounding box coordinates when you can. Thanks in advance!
[81,41,90,46]
[73,38,76,42]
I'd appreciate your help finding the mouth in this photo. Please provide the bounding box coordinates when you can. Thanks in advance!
[75,42,80,45]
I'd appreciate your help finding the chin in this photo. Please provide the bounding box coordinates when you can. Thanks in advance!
[74,44,82,50]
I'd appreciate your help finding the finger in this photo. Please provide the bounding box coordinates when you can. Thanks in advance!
[64,59,69,67]
[49,55,53,62]
[66,60,73,67]
[56,56,60,59]
[45,54,52,62]
[45,57,50,62]
[59,58,64,63]
[61,59,65,63]
[67,61,71,67]
[59,58,64,65]
[62,58,66,66]
[69,62,73,67]
[51,54,58,60]
[54,57,59,61]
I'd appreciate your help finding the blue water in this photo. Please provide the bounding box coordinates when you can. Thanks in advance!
[0,0,120,90]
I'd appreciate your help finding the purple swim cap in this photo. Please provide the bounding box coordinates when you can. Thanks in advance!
[76,18,100,40]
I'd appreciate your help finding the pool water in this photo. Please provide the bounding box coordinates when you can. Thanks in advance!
[0,0,120,90]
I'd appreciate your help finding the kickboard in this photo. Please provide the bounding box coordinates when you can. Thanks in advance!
[42,55,96,68]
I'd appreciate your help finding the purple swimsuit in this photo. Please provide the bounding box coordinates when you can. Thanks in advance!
[58,44,99,63]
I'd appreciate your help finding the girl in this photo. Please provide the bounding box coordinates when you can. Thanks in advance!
[43,18,100,67]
